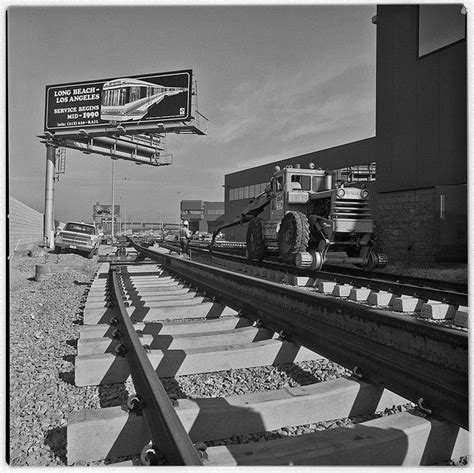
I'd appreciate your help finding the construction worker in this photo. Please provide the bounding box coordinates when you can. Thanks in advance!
[179,220,192,255]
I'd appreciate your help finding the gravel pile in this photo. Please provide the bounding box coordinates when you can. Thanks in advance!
[9,248,101,466]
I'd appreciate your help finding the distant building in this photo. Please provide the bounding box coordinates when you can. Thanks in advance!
[92,201,180,235]
[180,200,224,234]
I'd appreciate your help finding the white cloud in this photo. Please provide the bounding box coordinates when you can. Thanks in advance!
[210,61,374,150]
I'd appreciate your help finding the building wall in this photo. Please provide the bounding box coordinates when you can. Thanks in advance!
[180,200,204,232]
[9,197,44,255]
[377,188,436,261]
[204,201,225,220]
[204,201,225,234]
[377,185,467,263]
[181,200,225,233]
[375,5,467,261]
[376,5,466,192]
[207,216,226,236]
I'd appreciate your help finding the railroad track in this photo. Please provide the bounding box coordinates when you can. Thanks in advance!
[163,239,469,293]
[137,238,467,294]
[69,244,469,465]
[158,241,468,314]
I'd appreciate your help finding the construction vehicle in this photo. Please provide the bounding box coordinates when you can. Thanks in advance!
[212,163,387,271]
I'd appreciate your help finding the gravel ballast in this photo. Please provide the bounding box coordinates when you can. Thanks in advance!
[9,248,101,466]
[7,248,357,466]
[8,248,465,466]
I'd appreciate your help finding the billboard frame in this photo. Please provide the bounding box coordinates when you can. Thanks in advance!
[44,68,192,133]
[40,70,208,249]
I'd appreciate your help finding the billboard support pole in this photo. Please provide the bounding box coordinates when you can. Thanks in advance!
[43,143,57,248]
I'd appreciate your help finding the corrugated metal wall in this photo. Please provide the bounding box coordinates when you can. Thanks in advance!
[8,197,44,255]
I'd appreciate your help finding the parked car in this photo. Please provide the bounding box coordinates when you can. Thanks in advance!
[54,221,100,258]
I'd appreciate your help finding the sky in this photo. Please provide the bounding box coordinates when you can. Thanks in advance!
[7,3,378,224]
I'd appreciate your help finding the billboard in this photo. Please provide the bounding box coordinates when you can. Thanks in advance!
[45,69,192,132]
[93,204,120,220]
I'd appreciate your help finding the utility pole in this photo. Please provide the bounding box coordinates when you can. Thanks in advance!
[158,211,163,231]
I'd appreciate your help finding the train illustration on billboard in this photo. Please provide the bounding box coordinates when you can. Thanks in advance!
[44,69,192,132]
[100,78,188,122]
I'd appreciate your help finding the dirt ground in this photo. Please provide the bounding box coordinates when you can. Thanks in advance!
[377,261,468,284]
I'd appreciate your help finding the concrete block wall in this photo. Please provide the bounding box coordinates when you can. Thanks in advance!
[9,197,44,255]
[377,188,436,262]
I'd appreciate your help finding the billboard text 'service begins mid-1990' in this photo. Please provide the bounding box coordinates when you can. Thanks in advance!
[44,69,192,132]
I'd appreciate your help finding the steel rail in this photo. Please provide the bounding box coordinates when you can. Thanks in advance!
[109,267,202,466]
[322,265,468,294]
[131,242,468,430]
[163,242,468,306]
[186,240,468,293]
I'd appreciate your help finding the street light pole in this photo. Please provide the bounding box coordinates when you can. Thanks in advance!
[124,198,127,233]
[122,177,129,234]
[177,191,182,235]
[111,159,116,242]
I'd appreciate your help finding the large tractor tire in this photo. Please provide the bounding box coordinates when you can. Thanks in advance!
[246,218,267,261]
[278,211,310,264]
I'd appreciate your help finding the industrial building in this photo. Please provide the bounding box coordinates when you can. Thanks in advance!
[180,200,225,234]
[223,4,467,263]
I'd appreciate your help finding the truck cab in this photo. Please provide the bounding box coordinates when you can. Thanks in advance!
[54,221,100,258]
[269,165,332,222]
